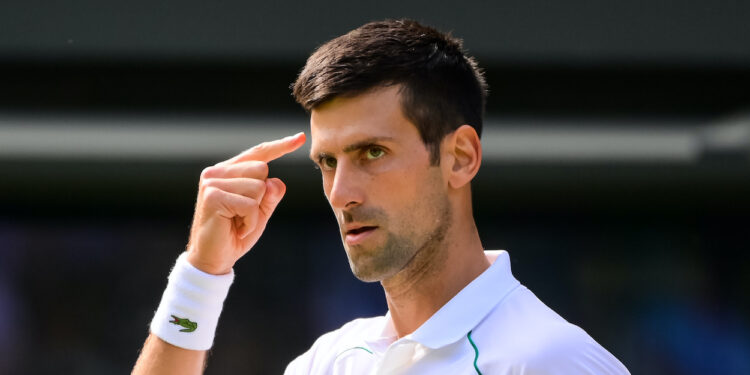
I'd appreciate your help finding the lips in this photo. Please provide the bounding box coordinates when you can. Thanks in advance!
[347,226,377,235]
[344,225,379,245]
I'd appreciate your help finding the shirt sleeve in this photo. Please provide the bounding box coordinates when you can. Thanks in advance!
[284,349,312,375]
[283,330,339,375]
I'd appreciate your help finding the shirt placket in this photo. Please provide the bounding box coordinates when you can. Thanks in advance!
[374,340,431,375]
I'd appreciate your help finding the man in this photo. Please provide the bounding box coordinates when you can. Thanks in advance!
[133,19,629,374]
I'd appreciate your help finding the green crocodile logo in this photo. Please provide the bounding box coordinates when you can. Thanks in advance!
[170,315,198,333]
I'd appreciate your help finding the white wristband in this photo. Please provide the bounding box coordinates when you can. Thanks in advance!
[150,252,235,350]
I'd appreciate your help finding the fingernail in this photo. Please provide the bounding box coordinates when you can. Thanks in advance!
[284,132,302,140]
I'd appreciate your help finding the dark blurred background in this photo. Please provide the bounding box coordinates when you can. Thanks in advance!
[1,1,749,374]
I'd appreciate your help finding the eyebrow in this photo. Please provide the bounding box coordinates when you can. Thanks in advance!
[309,136,395,161]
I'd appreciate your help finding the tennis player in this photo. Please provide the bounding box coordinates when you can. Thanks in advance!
[133,19,630,374]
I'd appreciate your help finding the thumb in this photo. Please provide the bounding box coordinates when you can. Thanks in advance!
[259,178,286,219]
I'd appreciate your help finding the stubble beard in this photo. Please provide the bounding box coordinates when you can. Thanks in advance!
[344,193,452,283]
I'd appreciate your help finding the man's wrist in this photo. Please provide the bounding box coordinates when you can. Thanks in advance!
[186,250,233,276]
[150,252,235,351]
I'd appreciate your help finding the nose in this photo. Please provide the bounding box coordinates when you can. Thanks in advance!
[327,160,364,210]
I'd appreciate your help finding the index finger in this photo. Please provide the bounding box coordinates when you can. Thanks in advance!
[220,132,307,166]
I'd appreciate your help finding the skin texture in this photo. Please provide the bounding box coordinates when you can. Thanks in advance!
[310,85,489,337]
[310,86,454,283]
[133,85,488,374]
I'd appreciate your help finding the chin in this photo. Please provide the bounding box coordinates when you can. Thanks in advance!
[351,270,383,283]
[346,250,395,283]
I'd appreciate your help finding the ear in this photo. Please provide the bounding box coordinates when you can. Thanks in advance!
[442,125,482,189]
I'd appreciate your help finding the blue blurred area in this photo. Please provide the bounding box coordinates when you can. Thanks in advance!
[640,300,750,374]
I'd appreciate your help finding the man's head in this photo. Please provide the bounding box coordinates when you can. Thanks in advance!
[292,19,488,165]
[294,20,486,282]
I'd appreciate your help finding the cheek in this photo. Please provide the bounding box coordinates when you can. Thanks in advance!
[321,174,332,197]
[320,170,339,199]
[377,170,425,209]
[402,170,446,213]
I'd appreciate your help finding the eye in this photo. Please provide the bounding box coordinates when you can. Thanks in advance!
[321,156,337,170]
[366,147,385,160]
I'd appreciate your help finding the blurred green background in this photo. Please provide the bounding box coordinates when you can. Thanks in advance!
[0,1,749,374]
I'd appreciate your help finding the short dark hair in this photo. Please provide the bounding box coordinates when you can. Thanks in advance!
[292,19,488,164]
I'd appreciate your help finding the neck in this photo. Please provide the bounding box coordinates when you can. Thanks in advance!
[381,213,489,338]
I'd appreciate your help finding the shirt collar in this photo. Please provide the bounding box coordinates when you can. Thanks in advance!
[365,250,520,351]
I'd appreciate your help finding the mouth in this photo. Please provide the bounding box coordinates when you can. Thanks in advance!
[344,225,379,245]
[347,226,377,235]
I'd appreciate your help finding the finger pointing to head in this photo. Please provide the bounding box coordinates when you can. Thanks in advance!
[221,132,306,166]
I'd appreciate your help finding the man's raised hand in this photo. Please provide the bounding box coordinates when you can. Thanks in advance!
[186,132,306,275]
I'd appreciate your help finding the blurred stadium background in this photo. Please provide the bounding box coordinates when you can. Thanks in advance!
[1,1,749,374]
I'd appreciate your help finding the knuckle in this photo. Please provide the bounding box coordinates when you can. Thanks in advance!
[199,178,221,193]
[200,166,217,180]
[203,186,223,201]
[253,142,269,153]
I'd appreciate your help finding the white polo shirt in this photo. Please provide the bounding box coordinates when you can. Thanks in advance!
[285,251,630,374]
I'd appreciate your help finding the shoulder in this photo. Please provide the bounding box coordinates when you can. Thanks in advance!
[518,323,628,374]
[284,316,383,375]
[473,286,630,374]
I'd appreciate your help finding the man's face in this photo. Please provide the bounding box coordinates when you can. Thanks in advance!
[309,85,452,282]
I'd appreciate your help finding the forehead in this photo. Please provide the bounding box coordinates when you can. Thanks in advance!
[309,85,421,154]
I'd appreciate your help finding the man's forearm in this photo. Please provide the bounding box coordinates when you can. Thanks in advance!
[132,334,207,375]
